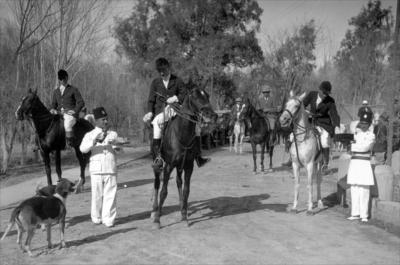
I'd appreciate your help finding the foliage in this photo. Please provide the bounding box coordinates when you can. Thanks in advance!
[334,0,393,105]
[114,0,264,105]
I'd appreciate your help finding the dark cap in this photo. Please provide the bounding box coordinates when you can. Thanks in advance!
[319,81,332,94]
[93,107,108,120]
[58,69,68,81]
[155,57,170,73]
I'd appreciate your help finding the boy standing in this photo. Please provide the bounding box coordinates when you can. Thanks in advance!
[80,107,118,227]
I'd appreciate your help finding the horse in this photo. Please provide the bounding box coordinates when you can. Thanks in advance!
[15,89,93,192]
[239,99,274,173]
[151,87,217,228]
[279,91,325,215]
[229,105,246,154]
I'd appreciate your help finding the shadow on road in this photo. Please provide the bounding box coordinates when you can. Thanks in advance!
[186,193,287,226]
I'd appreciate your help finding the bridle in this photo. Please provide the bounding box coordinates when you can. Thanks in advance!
[282,98,308,138]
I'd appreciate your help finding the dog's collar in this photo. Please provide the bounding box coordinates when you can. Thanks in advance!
[53,193,66,205]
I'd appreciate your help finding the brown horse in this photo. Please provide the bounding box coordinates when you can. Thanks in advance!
[279,91,325,214]
[15,89,93,192]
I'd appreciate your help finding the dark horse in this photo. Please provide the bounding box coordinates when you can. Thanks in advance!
[151,87,217,229]
[15,89,93,191]
[240,98,274,173]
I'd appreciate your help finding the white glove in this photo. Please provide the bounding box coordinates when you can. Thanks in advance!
[334,126,340,134]
[50,109,58,115]
[143,112,153,122]
[166,95,178,104]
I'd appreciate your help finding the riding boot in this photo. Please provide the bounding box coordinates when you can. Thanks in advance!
[151,139,163,172]
[194,136,210,167]
[66,131,75,148]
[322,148,330,173]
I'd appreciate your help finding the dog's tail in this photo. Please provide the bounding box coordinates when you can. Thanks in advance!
[1,206,22,240]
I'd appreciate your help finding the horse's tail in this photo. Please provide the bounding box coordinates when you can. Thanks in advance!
[1,206,22,240]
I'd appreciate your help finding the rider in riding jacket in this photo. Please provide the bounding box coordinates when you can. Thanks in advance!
[50,69,85,147]
[302,81,340,172]
[143,58,210,172]
[256,85,280,145]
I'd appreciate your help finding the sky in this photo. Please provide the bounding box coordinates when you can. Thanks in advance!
[0,0,397,68]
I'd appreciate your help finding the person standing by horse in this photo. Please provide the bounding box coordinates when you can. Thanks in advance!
[80,107,119,227]
[302,81,340,172]
[256,85,280,146]
[142,58,210,172]
[50,69,85,147]
[347,109,375,223]
[357,100,373,120]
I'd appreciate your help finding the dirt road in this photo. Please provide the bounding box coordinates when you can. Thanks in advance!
[0,145,399,265]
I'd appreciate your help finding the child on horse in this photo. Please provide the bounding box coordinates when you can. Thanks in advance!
[50,69,85,147]
[143,58,210,172]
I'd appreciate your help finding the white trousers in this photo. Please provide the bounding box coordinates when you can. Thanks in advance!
[350,185,370,219]
[152,105,201,139]
[91,174,117,226]
[63,113,76,133]
[289,126,330,148]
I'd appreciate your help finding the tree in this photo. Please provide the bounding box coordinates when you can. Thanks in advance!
[114,0,264,106]
[262,20,317,102]
[334,0,393,107]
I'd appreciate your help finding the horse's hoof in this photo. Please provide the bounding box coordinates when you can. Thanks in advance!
[288,208,298,214]
[152,222,161,230]
[306,210,315,216]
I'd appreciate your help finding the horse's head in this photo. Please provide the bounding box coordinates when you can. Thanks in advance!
[239,98,254,120]
[279,91,306,128]
[187,88,217,123]
[15,88,39,120]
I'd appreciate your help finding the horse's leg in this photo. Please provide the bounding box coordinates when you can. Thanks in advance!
[182,161,194,225]
[234,131,239,153]
[251,142,257,173]
[316,161,325,210]
[239,131,244,154]
[151,169,161,223]
[74,148,86,193]
[229,134,233,152]
[260,142,265,172]
[176,168,184,217]
[157,164,173,228]
[306,161,315,215]
[55,150,62,182]
[291,161,300,213]
[268,145,274,171]
[42,151,52,185]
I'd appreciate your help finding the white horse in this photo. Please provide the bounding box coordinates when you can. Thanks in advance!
[279,91,325,215]
[229,105,246,154]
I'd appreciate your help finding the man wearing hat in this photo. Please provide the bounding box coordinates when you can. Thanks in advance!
[80,107,119,227]
[142,58,210,172]
[50,69,85,147]
[347,108,375,222]
[357,100,373,120]
[257,85,279,145]
[302,81,341,172]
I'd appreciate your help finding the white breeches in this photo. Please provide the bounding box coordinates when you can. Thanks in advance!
[91,174,117,226]
[63,113,76,133]
[152,105,201,139]
[350,185,370,219]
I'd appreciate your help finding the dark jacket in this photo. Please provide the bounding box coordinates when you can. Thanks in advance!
[147,74,187,115]
[357,106,373,119]
[51,84,85,116]
[302,91,340,136]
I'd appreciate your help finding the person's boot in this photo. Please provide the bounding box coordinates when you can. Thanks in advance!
[194,136,210,167]
[151,139,163,172]
[322,148,330,173]
[66,131,75,148]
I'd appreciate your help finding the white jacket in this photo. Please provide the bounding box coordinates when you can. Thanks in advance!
[347,128,376,185]
[80,127,118,175]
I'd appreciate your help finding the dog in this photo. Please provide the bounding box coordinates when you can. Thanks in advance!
[1,178,75,256]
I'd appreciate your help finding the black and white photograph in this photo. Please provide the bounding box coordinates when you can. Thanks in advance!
[0,0,399,264]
